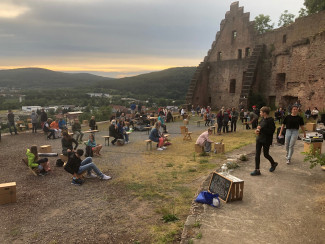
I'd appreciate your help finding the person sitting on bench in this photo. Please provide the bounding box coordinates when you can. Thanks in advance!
[109,120,120,145]
[196,128,214,153]
[87,133,102,156]
[89,116,98,130]
[149,122,166,151]
[26,145,50,176]
[61,131,78,156]
[64,149,111,185]
[43,118,56,139]
[158,114,168,133]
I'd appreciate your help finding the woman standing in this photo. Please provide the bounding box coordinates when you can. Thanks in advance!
[279,105,306,164]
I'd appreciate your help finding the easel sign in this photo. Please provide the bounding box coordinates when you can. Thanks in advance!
[208,172,233,202]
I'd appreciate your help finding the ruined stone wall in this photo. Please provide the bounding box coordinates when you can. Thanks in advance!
[190,2,325,111]
[256,11,325,110]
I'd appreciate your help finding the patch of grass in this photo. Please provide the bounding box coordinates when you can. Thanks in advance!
[239,154,248,161]
[193,221,201,228]
[196,232,202,239]
[126,182,146,191]
[9,227,21,237]
[188,168,197,172]
[162,214,179,223]
[165,163,174,167]
[199,159,209,164]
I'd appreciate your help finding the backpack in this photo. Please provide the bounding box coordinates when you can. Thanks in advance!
[56,159,64,167]
[85,145,93,157]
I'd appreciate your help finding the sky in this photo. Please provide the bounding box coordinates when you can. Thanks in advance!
[0,0,305,78]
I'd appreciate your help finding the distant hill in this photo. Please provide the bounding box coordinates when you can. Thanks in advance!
[0,66,196,99]
[0,68,110,88]
[95,67,196,99]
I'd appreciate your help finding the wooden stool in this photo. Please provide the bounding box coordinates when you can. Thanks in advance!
[194,143,204,153]
[183,132,192,141]
[102,136,110,146]
[196,120,204,127]
[145,139,152,150]
[211,126,216,134]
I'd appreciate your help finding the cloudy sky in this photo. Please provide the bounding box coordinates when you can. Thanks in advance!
[0,0,304,78]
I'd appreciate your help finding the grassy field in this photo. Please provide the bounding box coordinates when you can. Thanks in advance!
[114,126,256,242]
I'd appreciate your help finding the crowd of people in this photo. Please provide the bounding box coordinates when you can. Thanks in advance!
[2,101,323,183]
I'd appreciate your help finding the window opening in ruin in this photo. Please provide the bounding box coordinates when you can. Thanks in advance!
[269,96,276,109]
[276,73,286,89]
[196,97,199,100]
[229,79,236,93]
[217,51,222,61]
[238,49,242,59]
[245,47,250,57]
[232,31,237,43]
[208,97,212,103]
[282,34,287,44]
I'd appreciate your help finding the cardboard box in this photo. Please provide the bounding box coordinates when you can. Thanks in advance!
[214,143,225,154]
[304,142,322,155]
[0,182,16,205]
[39,145,52,153]
[305,123,316,132]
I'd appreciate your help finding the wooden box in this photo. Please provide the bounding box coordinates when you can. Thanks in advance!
[214,143,225,154]
[40,145,52,153]
[0,182,16,205]
[305,123,316,132]
[28,123,33,129]
[82,120,88,126]
[209,172,244,203]
[194,143,204,153]
[304,142,322,155]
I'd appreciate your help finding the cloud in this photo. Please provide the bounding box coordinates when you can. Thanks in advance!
[0,1,30,19]
[0,0,305,77]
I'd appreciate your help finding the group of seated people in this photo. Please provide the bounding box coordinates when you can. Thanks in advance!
[109,119,130,145]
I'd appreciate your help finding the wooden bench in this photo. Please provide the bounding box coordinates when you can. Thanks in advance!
[102,136,110,146]
[145,139,152,150]
[196,120,204,127]
[21,158,38,176]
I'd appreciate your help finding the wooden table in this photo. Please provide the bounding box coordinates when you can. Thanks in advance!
[196,120,204,127]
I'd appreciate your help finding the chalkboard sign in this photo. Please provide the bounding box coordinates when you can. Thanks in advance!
[208,172,233,202]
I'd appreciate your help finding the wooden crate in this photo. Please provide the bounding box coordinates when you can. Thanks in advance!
[194,143,204,153]
[227,175,244,202]
[40,145,52,153]
[28,123,33,129]
[305,123,316,132]
[0,182,16,205]
[214,143,225,154]
[304,142,322,155]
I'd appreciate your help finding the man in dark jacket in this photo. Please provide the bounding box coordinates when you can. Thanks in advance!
[7,110,18,135]
[109,120,119,145]
[40,109,48,129]
[64,149,111,185]
[61,132,78,156]
[251,106,277,176]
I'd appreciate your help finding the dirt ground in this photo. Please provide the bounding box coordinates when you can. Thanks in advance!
[181,140,325,244]
[1,121,324,244]
[0,120,214,244]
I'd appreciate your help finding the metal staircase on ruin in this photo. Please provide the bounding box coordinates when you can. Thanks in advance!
[239,44,264,107]
[186,62,205,104]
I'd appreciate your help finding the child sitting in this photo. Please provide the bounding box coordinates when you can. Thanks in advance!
[26,145,51,176]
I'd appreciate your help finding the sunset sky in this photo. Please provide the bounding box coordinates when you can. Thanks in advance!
[0,0,304,78]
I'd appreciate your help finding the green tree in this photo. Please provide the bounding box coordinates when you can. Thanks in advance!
[278,10,295,27]
[304,0,325,14]
[298,8,308,17]
[254,14,274,34]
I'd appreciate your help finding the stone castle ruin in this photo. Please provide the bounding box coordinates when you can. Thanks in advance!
[186,2,325,111]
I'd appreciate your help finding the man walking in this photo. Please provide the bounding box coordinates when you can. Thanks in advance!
[251,106,277,176]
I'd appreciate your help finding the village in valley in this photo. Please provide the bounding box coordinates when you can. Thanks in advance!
[0,1,325,244]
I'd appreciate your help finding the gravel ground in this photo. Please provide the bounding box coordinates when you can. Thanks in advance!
[0,118,211,244]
